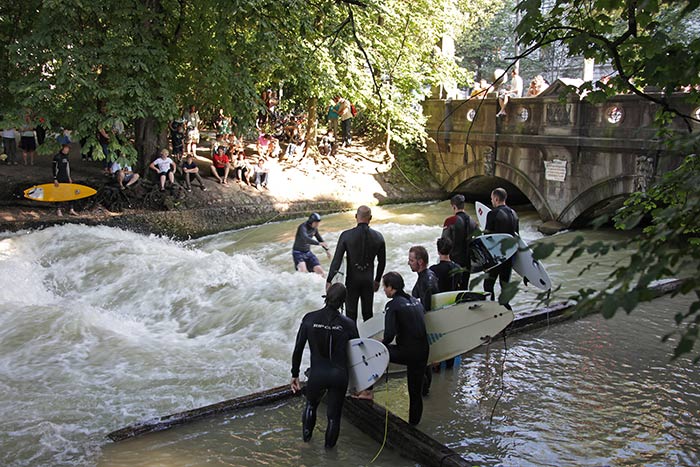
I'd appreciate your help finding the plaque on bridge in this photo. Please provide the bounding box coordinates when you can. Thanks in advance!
[544,159,567,182]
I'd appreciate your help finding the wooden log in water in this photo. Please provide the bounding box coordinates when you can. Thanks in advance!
[343,398,471,467]
[106,384,302,442]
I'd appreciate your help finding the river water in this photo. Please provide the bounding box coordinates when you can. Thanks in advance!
[0,201,697,466]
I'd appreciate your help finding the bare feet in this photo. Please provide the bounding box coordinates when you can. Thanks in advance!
[352,390,373,400]
[56,209,63,217]
[69,209,78,216]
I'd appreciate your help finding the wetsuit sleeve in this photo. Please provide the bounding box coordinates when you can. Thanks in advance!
[485,210,496,233]
[420,282,433,312]
[382,303,397,346]
[305,226,320,246]
[374,235,386,283]
[314,230,324,245]
[327,232,346,283]
[291,320,308,378]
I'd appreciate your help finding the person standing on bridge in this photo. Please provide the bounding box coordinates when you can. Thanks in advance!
[327,205,386,322]
[290,283,359,448]
[483,188,519,309]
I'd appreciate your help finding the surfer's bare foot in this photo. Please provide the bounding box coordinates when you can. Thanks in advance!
[69,209,78,216]
[56,209,63,217]
[352,390,373,400]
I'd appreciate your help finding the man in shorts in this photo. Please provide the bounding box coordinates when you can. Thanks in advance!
[149,149,176,191]
[293,213,331,276]
[209,146,230,185]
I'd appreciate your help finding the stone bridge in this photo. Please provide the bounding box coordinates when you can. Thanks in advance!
[422,81,696,229]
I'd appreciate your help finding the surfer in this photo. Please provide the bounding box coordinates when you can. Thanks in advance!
[327,205,386,322]
[441,194,476,289]
[483,188,519,308]
[292,213,331,276]
[408,246,440,312]
[290,283,359,449]
[52,143,77,217]
[381,272,430,425]
[429,237,461,293]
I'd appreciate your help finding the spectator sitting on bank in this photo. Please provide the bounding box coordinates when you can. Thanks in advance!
[257,133,271,156]
[210,146,231,185]
[319,130,335,156]
[111,160,140,190]
[268,137,281,159]
[149,149,176,192]
[254,157,269,190]
[497,69,523,117]
[470,79,491,98]
[181,153,207,192]
[233,151,252,185]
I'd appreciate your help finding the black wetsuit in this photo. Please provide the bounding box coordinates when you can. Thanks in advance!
[442,211,476,289]
[327,223,386,321]
[293,221,324,253]
[291,305,359,448]
[382,292,429,425]
[429,260,461,293]
[411,268,440,312]
[52,151,71,183]
[484,205,519,304]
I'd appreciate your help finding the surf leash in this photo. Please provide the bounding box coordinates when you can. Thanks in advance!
[489,331,508,424]
[369,370,390,463]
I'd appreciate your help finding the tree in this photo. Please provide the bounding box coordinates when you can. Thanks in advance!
[514,0,700,360]
[0,0,470,169]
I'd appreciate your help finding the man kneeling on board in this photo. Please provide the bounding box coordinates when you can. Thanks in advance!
[290,283,359,448]
[381,272,430,425]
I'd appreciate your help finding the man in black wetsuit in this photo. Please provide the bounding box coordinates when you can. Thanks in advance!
[327,205,386,322]
[52,143,77,217]
[441,194,476,289]
[483,188,519,309]
[408,245,440,312]
[290,283,359,449]
[429,237,461,293]
[381,271,430,425]
[292,213,331,276]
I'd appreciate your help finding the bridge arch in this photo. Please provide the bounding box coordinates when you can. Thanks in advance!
[557,175,637,227]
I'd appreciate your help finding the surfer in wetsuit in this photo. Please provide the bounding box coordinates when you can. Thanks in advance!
[429,237,461,293]
[441,194,476,289]
[326,205,386,322]
[52,143,77,217]
[290,283,359,448]
[292,213,331,276]
[381,272,430,425]
[483,188,519,309]
[408,246,440,312]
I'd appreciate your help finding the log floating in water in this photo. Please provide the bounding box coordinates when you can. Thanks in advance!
[106,384,302,442]
[343,398,471,467]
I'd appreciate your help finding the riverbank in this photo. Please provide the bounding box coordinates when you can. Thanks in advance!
[0,138,445,238]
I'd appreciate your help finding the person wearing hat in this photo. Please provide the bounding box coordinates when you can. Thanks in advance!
[290,283,359,448]
[292,213,331,276]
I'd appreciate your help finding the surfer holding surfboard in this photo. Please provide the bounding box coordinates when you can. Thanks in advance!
[52,143,78,217]
[290,283,359,449]
[482,188,519,308]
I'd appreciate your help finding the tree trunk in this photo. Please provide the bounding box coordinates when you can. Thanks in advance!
[305,97,317,149]
[134,116,166,173]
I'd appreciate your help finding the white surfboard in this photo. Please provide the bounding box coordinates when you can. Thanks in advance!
[425,301,513,363]
[475,202,552,291]
[431,290,490,310]
[346,338,390,394]
[357,300,513,365]
[471,234,519,272]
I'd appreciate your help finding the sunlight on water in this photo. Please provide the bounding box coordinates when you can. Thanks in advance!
[0,201,697,466]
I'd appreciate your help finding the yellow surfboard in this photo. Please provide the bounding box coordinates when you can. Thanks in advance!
[24,183,97,202]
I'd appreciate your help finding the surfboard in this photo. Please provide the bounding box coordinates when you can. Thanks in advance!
[431,290,490,310]
[470,234,519,272]
[346,338,390,394]
[425,301,513,364]
[24,183,97,202]
[475,202,552,290]
[357,300,513,365]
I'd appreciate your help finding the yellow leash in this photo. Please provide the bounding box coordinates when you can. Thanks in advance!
[370,371,390,463]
